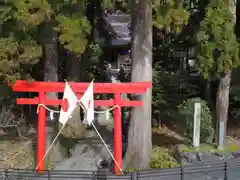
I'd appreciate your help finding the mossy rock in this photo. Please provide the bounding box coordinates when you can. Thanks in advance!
[60,122,86,138]
[59,106,86,138]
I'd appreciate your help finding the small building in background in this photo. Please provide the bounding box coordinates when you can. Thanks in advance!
[95,12,131,82]
[95,10,201,81]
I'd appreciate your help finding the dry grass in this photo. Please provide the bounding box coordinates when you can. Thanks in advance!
[0,139,34,169]
[0,103,35,169]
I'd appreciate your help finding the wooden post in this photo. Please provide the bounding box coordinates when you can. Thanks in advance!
[37,91,46,172]
[218,122,225,150]
[193,102,201,148]
[114,93,122,174]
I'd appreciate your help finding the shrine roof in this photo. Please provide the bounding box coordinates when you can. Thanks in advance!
[103,13,131,46]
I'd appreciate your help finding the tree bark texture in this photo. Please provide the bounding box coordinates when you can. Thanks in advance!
[215,0,236,146]
[216,71,231,144]
[125,0,152,170]
[66,52,80,81]
[43,19,64,164]
[64,52,86,138]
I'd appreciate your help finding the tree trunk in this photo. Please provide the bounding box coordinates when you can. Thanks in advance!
[215,0,236,147]
[216,71,231,146]
[66,52,80,81]
[64,52,86,138]
[43,19,64,165]
[125,0,152,170]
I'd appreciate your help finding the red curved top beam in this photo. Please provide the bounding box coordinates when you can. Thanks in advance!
[9,80,152,93]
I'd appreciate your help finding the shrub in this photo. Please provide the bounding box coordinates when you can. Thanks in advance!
[177,97,214,143]
[152,62,199,126]
[150,147,179,168]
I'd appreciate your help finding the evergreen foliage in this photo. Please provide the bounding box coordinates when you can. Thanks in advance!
[0,1,42,82]
[152,62,198,124]
[0,0,192,82]
[0,0,91,82]
[153,0,189,33]
[197,0,240,79]
[101,0,114,9]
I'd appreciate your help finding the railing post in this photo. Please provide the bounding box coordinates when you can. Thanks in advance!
[1,169,7,180]
[36,91,46,172]
[92,172,96,180]
[48,170,51,180]
[136,171,139,180]
[181,164,184,180]
[131,172,135,180]
[224,162,228,180]
[113,92,122,175]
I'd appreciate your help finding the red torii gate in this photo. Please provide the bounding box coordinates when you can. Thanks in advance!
[9,80,151,174]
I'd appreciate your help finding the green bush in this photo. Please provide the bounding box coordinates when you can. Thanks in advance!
[177,97,214,143]
[150,147,179,168]
[152,62,199,125]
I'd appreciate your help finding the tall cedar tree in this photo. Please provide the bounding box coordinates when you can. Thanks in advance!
[125,0,153,169]
[197,0,239,145]
[125,0,189,169]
